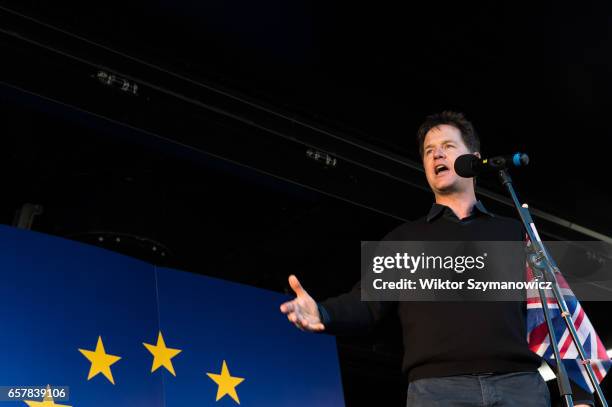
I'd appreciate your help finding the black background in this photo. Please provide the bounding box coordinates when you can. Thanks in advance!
[0,1,611,405]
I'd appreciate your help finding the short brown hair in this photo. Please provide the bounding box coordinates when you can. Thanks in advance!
[416,111,480,157]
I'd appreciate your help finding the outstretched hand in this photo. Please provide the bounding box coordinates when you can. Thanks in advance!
[279,275,325,332]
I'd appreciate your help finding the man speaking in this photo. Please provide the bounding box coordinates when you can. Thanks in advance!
[279,111,594,406]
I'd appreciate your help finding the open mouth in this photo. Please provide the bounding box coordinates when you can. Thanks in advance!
[434,164,449,175]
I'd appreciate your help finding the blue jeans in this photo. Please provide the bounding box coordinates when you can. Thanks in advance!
[406,372,551,406]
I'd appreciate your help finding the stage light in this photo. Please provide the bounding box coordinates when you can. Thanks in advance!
[95,70,139,95]
[306,149,337,168]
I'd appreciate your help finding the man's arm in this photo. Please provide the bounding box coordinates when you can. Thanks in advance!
[319,280,395,335]
[280,275,395,335]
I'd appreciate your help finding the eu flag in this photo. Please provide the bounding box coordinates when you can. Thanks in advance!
[0,225,344,406]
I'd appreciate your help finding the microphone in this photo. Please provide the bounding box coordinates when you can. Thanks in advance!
[454,153,529,178]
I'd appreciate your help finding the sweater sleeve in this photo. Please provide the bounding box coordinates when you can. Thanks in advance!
[319,280,396,335]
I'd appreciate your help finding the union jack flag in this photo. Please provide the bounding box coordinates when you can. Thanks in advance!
[526,255,611,393]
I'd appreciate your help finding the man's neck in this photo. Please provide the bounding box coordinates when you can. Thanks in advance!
[434,191,478,220]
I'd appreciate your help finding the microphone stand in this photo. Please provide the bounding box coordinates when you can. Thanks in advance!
[498,169,608,407]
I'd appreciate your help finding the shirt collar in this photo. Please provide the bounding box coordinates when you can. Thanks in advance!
[426,200,494,223]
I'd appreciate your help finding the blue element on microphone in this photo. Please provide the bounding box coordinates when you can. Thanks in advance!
[512,153,522,167]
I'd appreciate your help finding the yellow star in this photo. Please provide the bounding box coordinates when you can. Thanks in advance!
[143,331,182,376]
[206,360,245,404]
[24,385,71,407]
[78,336,121,384]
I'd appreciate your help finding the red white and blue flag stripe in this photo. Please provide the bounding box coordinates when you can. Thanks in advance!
[526,261,611,393]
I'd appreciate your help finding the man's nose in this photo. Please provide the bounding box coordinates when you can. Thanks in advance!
[433,147,445,158]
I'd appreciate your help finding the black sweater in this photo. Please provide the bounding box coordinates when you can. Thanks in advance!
[320,202,593,404]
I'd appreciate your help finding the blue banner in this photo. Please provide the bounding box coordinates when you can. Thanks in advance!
[0,225,344,406]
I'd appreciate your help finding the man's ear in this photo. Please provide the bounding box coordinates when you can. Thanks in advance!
[474,152,481,159]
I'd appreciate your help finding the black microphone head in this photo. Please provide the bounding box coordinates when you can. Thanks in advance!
[454,154,479,178]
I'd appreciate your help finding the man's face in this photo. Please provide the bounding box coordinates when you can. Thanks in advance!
[422,124,478,195]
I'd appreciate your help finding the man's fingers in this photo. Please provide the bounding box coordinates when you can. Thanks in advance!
[308,322,325,332]
[285,311,325,332]
[300,319,325,332]
[280,301,295,314]
[288,275,306,296]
